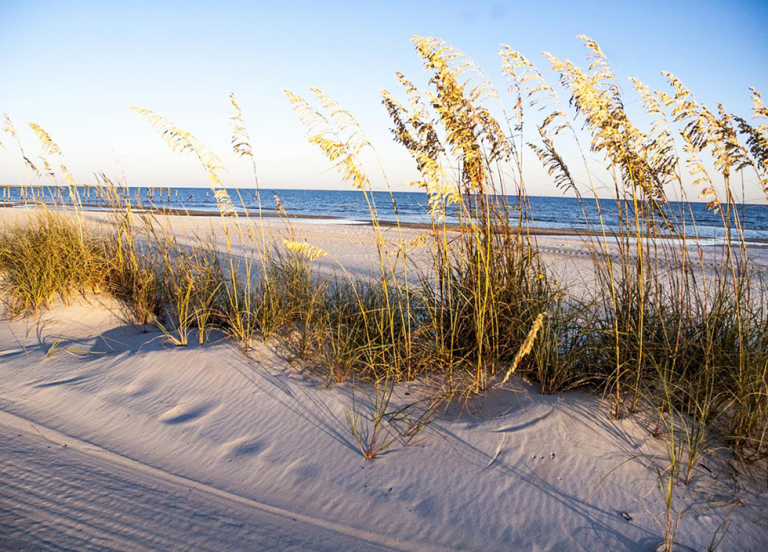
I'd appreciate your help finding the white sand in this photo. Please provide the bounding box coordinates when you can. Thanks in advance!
[1,210,768,550]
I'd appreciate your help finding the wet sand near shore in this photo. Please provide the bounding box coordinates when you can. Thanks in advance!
[4,202,767,245]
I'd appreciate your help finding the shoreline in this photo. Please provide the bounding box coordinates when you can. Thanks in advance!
[3,202,765,245]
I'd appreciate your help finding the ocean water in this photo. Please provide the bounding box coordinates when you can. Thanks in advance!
[5,186,768,242]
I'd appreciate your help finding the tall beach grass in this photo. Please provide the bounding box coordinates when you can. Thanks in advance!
[1,36,767,542]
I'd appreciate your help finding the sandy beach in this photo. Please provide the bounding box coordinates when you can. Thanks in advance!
[2,210,768,551]
[2,0,768,547]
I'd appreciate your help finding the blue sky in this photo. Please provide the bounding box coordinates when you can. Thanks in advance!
[1,0,766,197]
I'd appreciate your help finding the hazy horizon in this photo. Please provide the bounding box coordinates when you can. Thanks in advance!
[2,0,767,201]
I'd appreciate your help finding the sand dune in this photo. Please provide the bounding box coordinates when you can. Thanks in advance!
[1,288,767,550]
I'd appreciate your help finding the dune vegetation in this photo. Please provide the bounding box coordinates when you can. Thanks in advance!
[2,35,768,550]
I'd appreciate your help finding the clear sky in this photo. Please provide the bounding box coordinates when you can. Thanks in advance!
[1,0,767,197]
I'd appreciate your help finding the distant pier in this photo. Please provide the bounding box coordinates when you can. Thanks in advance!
[1,185,179,206]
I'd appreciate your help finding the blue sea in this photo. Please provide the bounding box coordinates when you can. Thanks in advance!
[5,186,768,243]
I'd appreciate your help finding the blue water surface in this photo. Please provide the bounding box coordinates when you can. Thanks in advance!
[5,186,768,242]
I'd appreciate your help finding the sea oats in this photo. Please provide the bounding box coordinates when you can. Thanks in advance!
[28,123,62,156]
[528,129,576,194]
[381,86,456,219]
[733,89,768,200]
[656,73,758,210]
[272,192,287,217]
[309,86,371,154]
[22,156,41,178]
[2,114,17,138]
[629,78,679,183]
[229,92,253,158]
[501,312,547,385]
[499,46,562,132]
[28,122,81,206]
[2,115,42,179]
[411,36,510,193]
[546,43,669,206]
[39,156,56,181]
[131,106,235,216]
[284,88,371,191]
[282,239,327,261]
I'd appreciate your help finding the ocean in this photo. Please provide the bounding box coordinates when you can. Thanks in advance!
[4,186,768,243]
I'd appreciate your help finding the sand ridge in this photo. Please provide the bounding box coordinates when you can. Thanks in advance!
[0,296,767,550]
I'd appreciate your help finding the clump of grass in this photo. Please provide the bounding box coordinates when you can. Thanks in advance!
[0,211,105,316]
[345,378,443,461]
[346,379,400,461]
[530,298,591,394]
[157,245,223,346]
[216,257,259,350]
[187,244,225,345]
[100,209,164,326]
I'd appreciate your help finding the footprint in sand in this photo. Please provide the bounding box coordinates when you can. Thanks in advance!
[292,463,322,481]
[412,496,442,519]
[122,377,158,399]
[221,437,269,461]
[158,401,218,425]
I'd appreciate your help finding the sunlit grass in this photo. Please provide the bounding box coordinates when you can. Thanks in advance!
[1,34,767,546]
